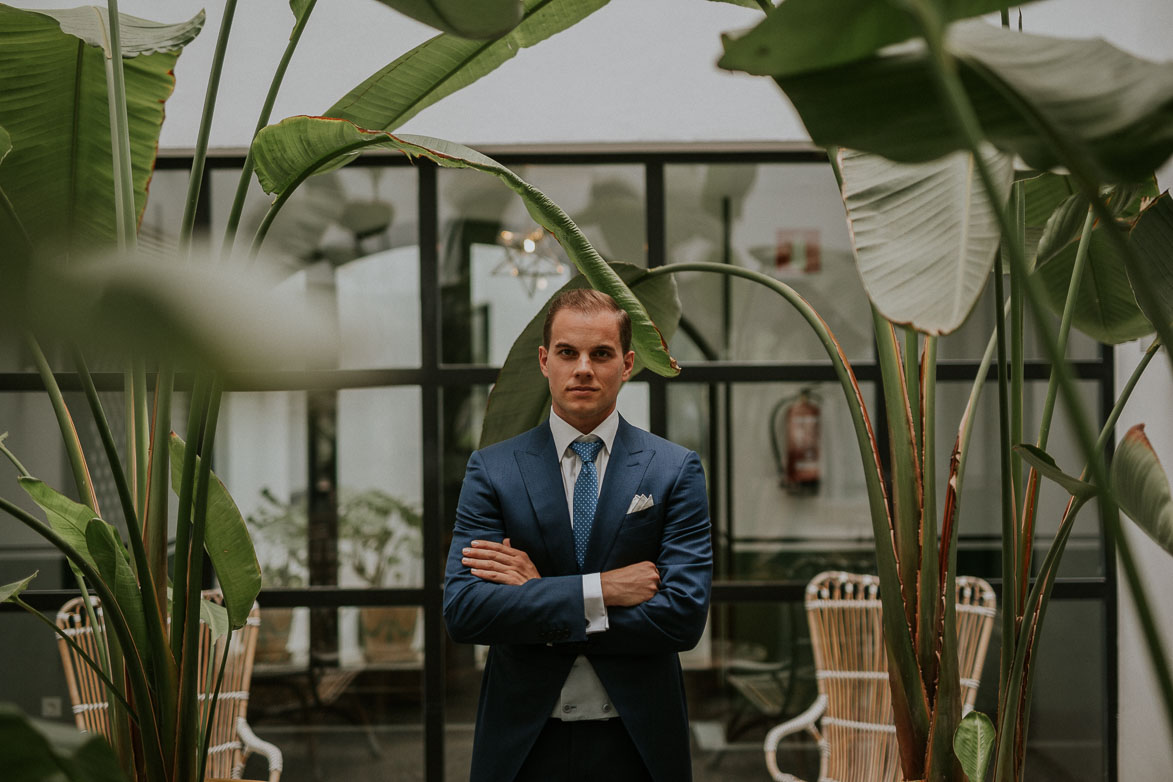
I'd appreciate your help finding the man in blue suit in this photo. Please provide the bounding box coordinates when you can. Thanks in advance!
[444,288,712,782]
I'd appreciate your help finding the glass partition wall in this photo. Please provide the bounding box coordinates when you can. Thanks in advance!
[0,148,1115,782]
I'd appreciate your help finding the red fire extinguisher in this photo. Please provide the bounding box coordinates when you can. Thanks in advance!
[771,388,821,495]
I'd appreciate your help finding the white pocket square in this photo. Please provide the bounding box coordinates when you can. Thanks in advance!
[626,494,654,514]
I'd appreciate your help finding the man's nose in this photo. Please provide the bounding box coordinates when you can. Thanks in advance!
[573,355,593,375]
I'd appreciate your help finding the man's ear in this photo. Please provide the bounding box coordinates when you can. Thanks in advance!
[538,345,550,378]
[621,349,635,380]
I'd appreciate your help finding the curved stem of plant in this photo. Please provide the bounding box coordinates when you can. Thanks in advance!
[250,139,379,259]
[921,26,1173,757]
[0,495,166,778]
[0,434,31,476]
[14,597,137,717]
[23,334,98,513]
[179,0,240,253]
[221,0,318,259]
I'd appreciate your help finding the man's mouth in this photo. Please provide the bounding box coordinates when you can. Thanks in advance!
[568,386,597,393]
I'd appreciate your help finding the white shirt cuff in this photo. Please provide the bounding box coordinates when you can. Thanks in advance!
[582,573,609,633]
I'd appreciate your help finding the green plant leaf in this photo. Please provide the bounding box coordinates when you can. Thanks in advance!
[168,434,262,629]
[478,262,682,448]
[1112,424,1173,558]
[838,145,1012,334]
[721,20,1173,183]
[326,0,608,132]
[251,117,679,376]
[1033,193,1173,345]
[1124,193,1173,335]
[11,256,336,374]
[371,0,522,38]
[18,478,104,578]
[199,596,230,643]
[718,0,1040,79]
[0,572,37,603]
[0,5,202,257]
[1021,171,1076,265]
[83,518,149,665]
[953,710,996,782]
[290,0,313,21]
[0,125,10,165]
[0,703,127,782]
[1013,444,1100,501]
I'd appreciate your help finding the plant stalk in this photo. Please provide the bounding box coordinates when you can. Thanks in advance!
[179,0,240,253]
[103,0,137,249]
[221,0,319,258]
[915,15,1173,757]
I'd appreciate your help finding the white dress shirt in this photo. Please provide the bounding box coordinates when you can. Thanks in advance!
[547,408,620,720]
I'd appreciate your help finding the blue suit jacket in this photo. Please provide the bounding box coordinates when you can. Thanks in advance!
[443,416,712,782]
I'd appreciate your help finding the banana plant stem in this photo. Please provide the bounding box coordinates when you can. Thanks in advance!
[13,597,137,716]
[72,351,137,534]
[23,334,98,513]
[179,0,241,253]
[917,20,1173,758]
[0,434,31,476]
[221,0,318,258]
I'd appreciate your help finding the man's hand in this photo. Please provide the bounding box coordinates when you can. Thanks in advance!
[601,561,660,607]
[462,538,541,585]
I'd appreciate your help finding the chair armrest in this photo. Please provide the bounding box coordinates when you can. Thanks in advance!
[235,716,284,782]
[763,694,827,782]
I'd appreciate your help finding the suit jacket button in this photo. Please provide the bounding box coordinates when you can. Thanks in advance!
[562,704,574,714]
[602,703,611,713]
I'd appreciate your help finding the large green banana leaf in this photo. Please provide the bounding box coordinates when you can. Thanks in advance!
[718,0,1042,78]
[838,145,1012,335]
[372,0,522,39]
[168,435,261,629]
[1034,192,1173,344]
[1125,193,1173,335]
[720,20,1173,183]
[18,478,149,662]
[327,0,608,131]
[0,5,202,257]
[1113,424,1173,559]
[478,262,681,448]
[13,255,335,373]
[251,117,679,377]
[0,704,126,782]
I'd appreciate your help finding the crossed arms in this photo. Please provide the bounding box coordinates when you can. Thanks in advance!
[442,449,712,654]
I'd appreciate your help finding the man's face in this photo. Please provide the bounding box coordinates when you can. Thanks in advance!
[539,308,635,434]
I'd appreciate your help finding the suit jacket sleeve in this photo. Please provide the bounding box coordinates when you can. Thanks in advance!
[443,449,590,646]
[583,449,712,655]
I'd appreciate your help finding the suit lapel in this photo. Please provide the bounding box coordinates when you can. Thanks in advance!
[515,426,578,575]
[585,419,654,572]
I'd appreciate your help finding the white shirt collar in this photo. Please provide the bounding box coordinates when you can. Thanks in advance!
[549,408,619,459]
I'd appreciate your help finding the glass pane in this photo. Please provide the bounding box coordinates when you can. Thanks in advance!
[209,164,421,369]
[665,163,873,362]
[935,380,1104,580]
[939,276,1101,361]
[439,165,645,366]
[721,382,877,581]
[246,604,424,781]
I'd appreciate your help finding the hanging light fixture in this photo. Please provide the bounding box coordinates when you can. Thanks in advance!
[493,227,567,296]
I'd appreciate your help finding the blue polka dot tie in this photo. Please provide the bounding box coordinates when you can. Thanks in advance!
[570,439,603,569]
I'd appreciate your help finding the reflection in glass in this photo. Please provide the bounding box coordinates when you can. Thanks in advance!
[665,163,872,362]
[210,165,420,369]
[439,165,645,366]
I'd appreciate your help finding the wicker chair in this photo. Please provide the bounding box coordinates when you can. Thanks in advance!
[55,591,283,781]
[764,571,996,782]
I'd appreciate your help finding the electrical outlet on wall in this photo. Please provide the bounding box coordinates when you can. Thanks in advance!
[40,696,62,718]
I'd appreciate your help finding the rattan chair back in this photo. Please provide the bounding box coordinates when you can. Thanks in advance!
[55,591,276,780]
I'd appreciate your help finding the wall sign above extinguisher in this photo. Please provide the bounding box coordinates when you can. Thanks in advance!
[770,388,821,495]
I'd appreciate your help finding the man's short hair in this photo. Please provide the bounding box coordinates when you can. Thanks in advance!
[543,288,632,354]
